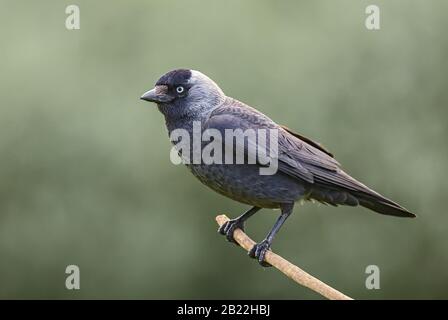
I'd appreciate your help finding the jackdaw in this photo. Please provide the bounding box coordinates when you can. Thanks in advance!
[140,69,415,267]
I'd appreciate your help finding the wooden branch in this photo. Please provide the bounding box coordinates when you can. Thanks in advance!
[215,214,353,300]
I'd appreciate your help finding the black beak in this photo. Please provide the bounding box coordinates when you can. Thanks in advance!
[140,85,173,103]
[140,88,158,102]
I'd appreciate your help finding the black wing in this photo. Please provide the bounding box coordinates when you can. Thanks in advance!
[205,98,415,217]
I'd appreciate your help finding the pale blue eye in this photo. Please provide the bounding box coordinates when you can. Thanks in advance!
[176,86,185,94]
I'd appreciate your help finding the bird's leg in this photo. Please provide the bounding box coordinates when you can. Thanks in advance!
[218,206,261,245]
[249,203,294,267]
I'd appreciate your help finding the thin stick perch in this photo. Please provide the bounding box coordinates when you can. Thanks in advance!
[215,214,353,300]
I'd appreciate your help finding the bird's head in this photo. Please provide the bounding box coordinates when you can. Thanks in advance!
[140,69,226,119]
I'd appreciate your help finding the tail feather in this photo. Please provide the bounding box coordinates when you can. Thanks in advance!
[309,172,416,218]
[354,192,416,218]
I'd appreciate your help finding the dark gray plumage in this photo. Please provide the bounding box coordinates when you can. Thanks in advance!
[141,69,415,267]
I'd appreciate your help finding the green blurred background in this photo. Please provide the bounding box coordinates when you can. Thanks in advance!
[0,0,447,299]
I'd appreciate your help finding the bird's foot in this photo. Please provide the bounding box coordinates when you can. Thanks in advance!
[248,239,272,267]
[218,218,245,245]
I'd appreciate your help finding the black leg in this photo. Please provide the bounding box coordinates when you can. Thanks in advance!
[218,206,261,244]
[249,203,294,267]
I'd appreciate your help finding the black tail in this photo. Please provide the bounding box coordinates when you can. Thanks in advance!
[311,170,416,218]
[354,191,416,218]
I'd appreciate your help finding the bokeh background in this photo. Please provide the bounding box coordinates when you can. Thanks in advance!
[0,0,447,299]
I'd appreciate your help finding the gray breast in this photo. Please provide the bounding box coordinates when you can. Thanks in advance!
[186,163,306,208]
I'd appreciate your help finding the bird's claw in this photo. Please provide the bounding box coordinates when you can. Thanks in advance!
[248,239,272,267]
[218,219,245,245]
